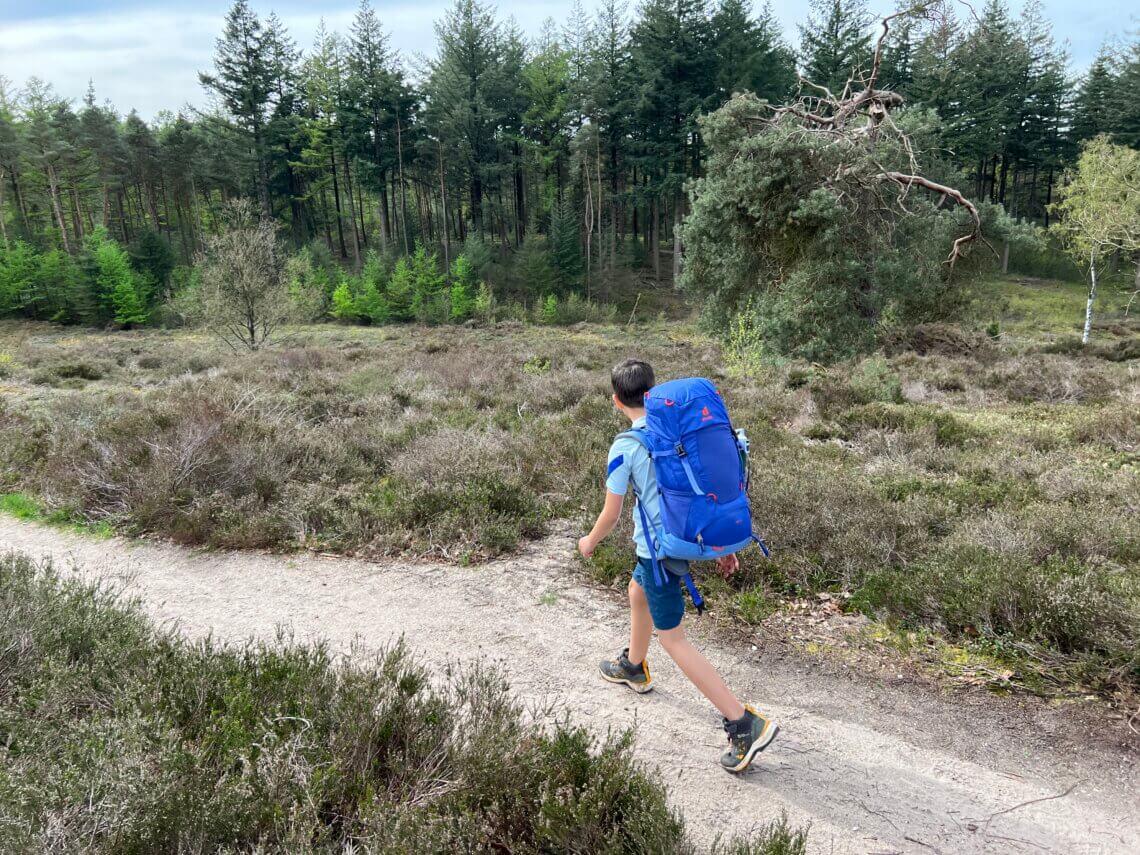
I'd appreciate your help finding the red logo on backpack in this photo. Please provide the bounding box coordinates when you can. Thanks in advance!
[701,406,712,421]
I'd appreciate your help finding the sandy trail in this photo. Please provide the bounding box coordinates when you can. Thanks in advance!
[2,516,1136,854]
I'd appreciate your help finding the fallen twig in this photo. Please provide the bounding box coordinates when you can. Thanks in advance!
[981,780,1084,836]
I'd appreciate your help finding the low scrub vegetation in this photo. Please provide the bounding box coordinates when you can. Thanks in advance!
[0,552,800,853]
[0,276,1136,699]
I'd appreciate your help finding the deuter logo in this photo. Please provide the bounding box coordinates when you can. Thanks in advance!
[701,405,712,421]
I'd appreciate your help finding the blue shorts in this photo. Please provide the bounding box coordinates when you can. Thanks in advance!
[632,556,687,631]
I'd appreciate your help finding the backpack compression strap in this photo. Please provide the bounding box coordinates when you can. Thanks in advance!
[619,429,706,615]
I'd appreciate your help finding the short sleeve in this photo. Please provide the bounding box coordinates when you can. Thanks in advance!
[605,438,632,495]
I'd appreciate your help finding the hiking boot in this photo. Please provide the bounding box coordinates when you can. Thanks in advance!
[599,648,653,694]
[720,705,778,773]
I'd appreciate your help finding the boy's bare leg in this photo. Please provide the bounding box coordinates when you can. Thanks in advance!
[627,578,652,666]
[657,625,746,720]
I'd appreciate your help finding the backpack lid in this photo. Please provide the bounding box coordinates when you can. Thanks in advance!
[644,377,720,406]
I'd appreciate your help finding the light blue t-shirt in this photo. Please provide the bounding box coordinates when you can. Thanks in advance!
[605,417,662,559]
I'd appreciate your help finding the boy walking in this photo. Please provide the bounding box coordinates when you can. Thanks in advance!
[577,358,778,773]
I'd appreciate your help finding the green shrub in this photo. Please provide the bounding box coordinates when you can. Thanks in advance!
[854,546,1139,670]
[882,322,997,359]
[711,815,808,855]
[1,552,738,853]
[1072,404,1139,451]
[1043,335,1140,362]
[982,354,1115,404]
[0,491,41,519]
[540,294,559,325]
[839,403,979,447]
[330,277,360,321]
[808,357,902,418]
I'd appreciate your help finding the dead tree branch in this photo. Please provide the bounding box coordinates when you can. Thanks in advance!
[764,2,983,267]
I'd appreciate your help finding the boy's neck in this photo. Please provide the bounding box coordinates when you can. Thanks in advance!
[623,406,646,423]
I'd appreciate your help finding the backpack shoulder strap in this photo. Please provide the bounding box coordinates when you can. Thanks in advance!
[618,427,650,451]
[614,428,667,587]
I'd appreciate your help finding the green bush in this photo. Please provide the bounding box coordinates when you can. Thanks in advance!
[2,551,744,853]
[809,356,903,418]
[853,546,1139,676]
[838,403,979,447]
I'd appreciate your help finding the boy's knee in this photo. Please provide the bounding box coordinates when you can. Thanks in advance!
[657,626,686,651]
[628,578,646,603]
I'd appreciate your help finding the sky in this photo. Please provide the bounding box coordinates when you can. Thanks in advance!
[0,1,1129,120]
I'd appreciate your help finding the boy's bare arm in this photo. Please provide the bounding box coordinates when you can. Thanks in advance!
[578,491,624,558]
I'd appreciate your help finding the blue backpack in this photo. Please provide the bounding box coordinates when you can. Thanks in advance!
[620,377,770,614]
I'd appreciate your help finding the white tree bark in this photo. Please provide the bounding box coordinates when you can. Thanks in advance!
[1082,249,1097,345]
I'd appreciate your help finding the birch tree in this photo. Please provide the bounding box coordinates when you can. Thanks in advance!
[1051,135,1140,342]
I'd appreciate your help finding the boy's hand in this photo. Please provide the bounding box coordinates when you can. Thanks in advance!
[578,535,595,559]
[715,554,740,578]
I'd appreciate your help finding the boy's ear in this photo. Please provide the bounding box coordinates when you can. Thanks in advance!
[612,393,622,410]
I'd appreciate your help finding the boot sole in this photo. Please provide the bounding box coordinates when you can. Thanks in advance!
[600,671,654,694]
[723,722,779,773]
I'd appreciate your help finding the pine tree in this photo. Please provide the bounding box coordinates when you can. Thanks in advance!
[111,277,147,327]
[549,197,582,290]
[945,0,1029,202]
[356,279,390,324]
[1072,48,1118,144]
[344,0,401,250]
[709,0,795,104]
[515,238,558,296]
[909,3,961,115]
[629,0,714,279]
[385,257,415,321]
[1114,39,1140,149]
[878,18,915,96]
[199,0,276,216]
[330,277,359,320]
[521,28,572,209]
[449,253,477,320]
[426,0,510,238]
[798,0,873,95]
[540,293,559,324]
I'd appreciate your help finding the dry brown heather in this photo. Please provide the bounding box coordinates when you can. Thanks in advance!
[0,291,1137,698]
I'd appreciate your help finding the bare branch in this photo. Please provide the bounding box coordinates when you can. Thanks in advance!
[757,2,984,267]
[879,172,988,265]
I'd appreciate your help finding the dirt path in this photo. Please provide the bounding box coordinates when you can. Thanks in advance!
[2,517,1136,854]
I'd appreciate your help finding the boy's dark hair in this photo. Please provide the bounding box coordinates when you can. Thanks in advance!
[611,359,655,407]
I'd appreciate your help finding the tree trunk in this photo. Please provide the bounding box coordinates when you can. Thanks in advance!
[253,124,271,218]
[356,182,367,248]
[329,147,348,259]
[0,170,8,249]
[416,180,430,246]
[45,163,71,254]
[672,195,682,285]
[1083,251,1097,345]
[438,140,450,272]
[317,187,333,253]
[343,156,362,269]
[376,174,390,250]
[396,116,410,254]
[69,185,85,243]
[651,196,660,283]
[513,141,525,246]
[1043,168,1054,228]
[997,153,1010,206]
[1001,241,1010,275]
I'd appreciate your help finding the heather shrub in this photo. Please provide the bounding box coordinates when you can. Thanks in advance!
[854,546,1138,670]
[4,552,766,853]
[982,354,1116,403]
